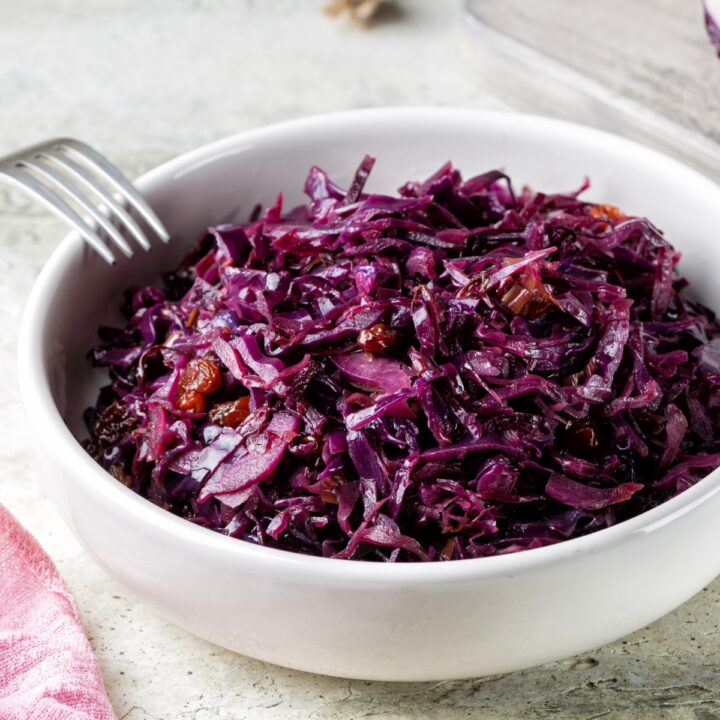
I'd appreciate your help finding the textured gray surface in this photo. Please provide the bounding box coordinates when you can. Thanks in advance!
[462,0,720,181]
[465,0,720,141]
[1,2,720,718]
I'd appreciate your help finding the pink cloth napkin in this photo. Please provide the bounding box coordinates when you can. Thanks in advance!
[0,504,116,720]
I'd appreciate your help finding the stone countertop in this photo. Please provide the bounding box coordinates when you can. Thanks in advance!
[1,2,719,718]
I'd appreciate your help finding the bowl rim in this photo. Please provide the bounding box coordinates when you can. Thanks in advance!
[18,106,720,584]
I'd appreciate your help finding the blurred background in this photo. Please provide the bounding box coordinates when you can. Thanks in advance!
[466,0,720,184]
[0,1,499,174]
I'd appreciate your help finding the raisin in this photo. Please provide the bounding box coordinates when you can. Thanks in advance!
[179,358,221,394]
[176,358,222,412]
[177,390,207,414]
[564,421,599,455]
[357,323,398,353]
[286,358,325,408]
[94,400,137,446]
[589,203,625,221]
[208,397,251,427]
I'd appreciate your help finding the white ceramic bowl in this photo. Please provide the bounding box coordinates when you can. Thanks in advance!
[18,109,720,681]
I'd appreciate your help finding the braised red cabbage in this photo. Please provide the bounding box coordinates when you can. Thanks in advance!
[85,158,720,561]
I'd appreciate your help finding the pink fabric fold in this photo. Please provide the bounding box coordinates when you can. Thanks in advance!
[0,504,116,720]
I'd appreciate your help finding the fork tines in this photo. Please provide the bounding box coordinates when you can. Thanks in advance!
[0,138,169,264]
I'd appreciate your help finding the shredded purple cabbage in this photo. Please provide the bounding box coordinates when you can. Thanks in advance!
[85,158,720,561]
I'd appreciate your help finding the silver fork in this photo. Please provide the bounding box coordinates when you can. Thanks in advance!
[0,138,170,264]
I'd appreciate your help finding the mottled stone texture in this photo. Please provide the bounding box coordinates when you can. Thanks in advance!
[0,2,718,718]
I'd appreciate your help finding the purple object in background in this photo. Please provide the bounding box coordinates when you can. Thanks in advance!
[707,1,720,55]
